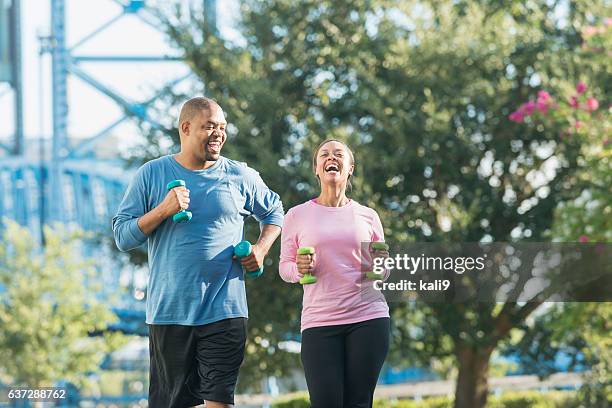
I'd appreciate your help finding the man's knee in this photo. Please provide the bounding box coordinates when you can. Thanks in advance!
[204,401,232,408]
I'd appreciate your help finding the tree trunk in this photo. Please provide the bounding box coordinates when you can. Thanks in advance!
[454,344,493,408]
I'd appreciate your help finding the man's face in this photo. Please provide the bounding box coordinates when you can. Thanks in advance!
[183,105,227,162]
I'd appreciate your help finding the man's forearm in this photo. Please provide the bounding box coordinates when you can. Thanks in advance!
[256,224,282,255]
[138,205,170,236]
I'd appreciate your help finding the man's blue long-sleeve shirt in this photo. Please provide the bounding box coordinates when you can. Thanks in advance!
[112,155,284,325]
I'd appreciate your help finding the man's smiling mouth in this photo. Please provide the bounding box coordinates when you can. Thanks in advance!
[207,141,221,153]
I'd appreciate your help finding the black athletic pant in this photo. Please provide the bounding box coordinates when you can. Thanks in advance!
[300,317,390,408]
[148,318,247,407]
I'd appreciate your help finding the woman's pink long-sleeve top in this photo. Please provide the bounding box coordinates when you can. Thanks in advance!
[279,199,389,332]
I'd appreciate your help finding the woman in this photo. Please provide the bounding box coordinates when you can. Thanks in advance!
[279,139,390,408]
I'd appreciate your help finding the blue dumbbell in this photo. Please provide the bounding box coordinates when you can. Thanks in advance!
[166,179,192,223]
[234,240,263,278]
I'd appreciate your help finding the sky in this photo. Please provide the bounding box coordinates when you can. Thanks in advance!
[0,0,240,149]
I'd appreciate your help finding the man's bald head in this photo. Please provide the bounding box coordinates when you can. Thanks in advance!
[176,96,227,165]
[178,97,219,132]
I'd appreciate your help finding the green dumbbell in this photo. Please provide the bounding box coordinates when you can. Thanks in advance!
[365,242,390,280]
[298,247,317,285]
[166,179,192,223]
[234,240,264,278]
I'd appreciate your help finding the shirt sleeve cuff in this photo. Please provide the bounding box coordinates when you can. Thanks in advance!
[260,209,284,228]
[128,217,147,244]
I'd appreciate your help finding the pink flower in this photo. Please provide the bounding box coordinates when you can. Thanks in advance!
[537,90,551,101]
[579,235,589,243]
[586,97,599,111]
[576,81,587,94]
[575,121,583,129]
[509,110,525,123]
[606,18,612,27]
[536,100,549,114]
[535,91,554,113]
[582,26,598,38]
[569,96,579,108]
[522,101,536,115]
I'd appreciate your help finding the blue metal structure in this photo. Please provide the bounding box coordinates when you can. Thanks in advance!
[45,0,191,230]
[0,0,24,155]
[0,0,217,336]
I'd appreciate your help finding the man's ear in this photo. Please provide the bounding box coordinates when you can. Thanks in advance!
[180,121,190,136]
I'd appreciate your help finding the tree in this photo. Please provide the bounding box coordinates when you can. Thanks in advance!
[0,221,125,388]
[128,0,610,404]
[499,16,611,407]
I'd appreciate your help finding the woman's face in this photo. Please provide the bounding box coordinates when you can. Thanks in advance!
[315,141,354,187]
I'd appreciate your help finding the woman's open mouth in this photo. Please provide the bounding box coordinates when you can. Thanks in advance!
[325,163,340,174]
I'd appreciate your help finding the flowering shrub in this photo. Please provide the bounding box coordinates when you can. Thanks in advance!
[509,17,610,146]
[507,16,611,245]
[508,81,605,139]
[508,77,610,243]
[505,22,610,405]
[580,17,612,53]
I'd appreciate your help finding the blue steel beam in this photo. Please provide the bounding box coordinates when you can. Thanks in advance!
[0,142,12,153]
[120,0,145,13]
[68,64,139,112]
[52,0,204,163]
[53,0,217,161]
[10,0,23,155]
[50,0,68,223]
[204,0,218,35]
[67,116,129,159]
[110,0,160,32]
[67,71,192,159]
[0,157,131,229]
[73,55,182,62]
[68,64,168,132]
[68,12,124,52]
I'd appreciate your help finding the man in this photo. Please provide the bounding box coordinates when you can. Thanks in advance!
[112,97,283,408]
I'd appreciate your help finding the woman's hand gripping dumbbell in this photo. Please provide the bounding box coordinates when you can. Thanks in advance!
[365,242,389,280]
[297,247,317,285]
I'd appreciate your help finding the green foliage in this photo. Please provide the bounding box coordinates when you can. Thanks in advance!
[85,369,148,397]
[549,20,611,244]
[0,220,126,388]
[488,391,579,408]
[272,392,310,408]
[502,304,588,379]
[534,303,612,407]
[375,396,453,408]
[513,18,611,407]
[272,391,579,408]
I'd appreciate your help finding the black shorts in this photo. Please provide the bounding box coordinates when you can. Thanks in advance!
[148,318,247,408]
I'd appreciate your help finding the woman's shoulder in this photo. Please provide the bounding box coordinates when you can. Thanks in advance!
[285,200,314,217]
[351,200,379,217]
